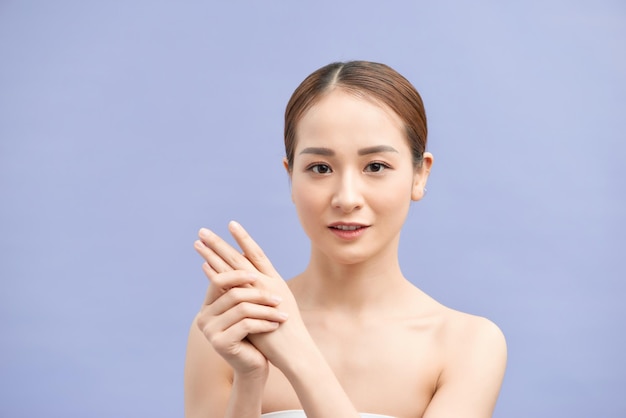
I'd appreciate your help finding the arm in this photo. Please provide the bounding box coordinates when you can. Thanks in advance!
[184,313,269,418]
[262,329,360,418]
[184,313,233,418]
[423,317,507,418]
[185,252,288,418]
[198,222,360,418]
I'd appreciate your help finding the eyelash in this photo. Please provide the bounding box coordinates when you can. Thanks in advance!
[305,161,391,174]
[364,161,391,173]
[306,163,332,174]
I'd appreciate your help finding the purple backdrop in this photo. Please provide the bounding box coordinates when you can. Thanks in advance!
[1,1,624,417]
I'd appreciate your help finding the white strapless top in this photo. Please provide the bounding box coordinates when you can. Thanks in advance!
[262,411,395,418]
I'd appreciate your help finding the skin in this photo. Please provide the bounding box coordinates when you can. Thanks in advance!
[184,89,507,418]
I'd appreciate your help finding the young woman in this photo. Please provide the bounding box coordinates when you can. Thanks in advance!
[184,61,507,418]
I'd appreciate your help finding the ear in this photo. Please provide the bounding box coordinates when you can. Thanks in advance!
[411,152,433,201]
[283,157,295,203]
[282,157,291,174]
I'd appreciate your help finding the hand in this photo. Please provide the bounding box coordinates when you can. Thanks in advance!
[197,223,361,417]
[196,221,309,370]
[196,221,298,315]
[194,247,288,378]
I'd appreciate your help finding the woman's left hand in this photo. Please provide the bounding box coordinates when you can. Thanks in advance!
[195,221,308,369]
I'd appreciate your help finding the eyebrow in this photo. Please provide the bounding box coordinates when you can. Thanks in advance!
[299,147,335,156]
[298,145,399,156]
[357,145,399,156]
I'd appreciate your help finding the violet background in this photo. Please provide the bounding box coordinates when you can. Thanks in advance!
[1,1,624,417]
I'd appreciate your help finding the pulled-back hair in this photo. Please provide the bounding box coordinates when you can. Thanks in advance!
[284,61,428,170]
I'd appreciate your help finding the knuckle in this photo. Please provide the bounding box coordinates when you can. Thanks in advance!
[240,318,255,333]
[248,249,266,262]
[211,271,228,285]
[196,316,206,330]
[201,323,215,342]
[196,309,210,329]
[210,334,226,350]
[214,270,245,290]
[224,287,244,304]
[231,301,246,316]
[235,301,256,317]
[225,253,239,265]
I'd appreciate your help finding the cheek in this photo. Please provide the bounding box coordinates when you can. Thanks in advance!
[367,179,414,223]
[373,176,413,205]
[291,183,330,241]
[291,179,325,220]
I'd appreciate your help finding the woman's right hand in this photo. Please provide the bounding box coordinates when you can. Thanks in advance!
[195,260,289,378]
[194,224,309,370]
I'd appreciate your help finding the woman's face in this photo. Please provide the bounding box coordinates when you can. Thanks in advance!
[286,89,432,265]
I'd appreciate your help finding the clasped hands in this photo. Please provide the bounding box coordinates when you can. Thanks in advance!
[194,221,303,377]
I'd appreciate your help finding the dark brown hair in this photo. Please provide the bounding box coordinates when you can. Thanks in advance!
[284,61,428,170]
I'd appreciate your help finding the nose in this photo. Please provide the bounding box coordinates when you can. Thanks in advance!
[331,171,364,213]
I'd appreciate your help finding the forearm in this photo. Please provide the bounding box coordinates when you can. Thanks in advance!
[280,337,359,418]
[224,372,266,418]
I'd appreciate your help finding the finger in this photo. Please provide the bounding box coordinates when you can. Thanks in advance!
[198,228,256,272]
[202,265,256,288]
[194,238,233,274]
[209,286,283,313]
[201,262,220,306]
[202,269,257,305]
[210,301,288,334]
[209,319,280,353]
[228,221,279,277]
[198,300,287,348]
[201,261,219,282]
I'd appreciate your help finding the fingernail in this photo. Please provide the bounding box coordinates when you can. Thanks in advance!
[229,220,240,230]
[277,311,289,320]
[199,228,211,238]
[271,295,283,304]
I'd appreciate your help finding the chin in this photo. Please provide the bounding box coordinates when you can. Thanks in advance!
[321,246,377,266]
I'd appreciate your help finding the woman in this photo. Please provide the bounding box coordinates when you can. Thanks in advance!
[185,61,507,418]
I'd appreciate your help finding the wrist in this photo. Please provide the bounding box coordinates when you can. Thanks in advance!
[233,364,269,384]
[278,335,326,382]
[226,370,267,418]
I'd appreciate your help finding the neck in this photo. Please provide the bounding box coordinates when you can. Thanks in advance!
[290,244,411,313]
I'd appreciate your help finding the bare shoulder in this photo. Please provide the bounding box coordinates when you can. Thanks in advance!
[441,306,506,353]
[410,288,506,348]
[419,297,507,418]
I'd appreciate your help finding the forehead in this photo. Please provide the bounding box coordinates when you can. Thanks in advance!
[295,89,407,151]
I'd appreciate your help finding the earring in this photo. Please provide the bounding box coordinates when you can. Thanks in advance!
[424,187,428,195]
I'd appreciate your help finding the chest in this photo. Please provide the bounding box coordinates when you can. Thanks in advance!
[262,317,442,417]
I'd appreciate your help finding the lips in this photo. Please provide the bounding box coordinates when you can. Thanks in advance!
[328,222,369,229]
[328,223,370,239]
[332,225,362,231]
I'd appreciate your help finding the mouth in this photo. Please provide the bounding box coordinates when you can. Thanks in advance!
[328,222,369,231]
[327,223,370,239]
[330,225,365,231]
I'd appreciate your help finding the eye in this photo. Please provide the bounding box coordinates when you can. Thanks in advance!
[308,163,332,174]
[364,162,389,173]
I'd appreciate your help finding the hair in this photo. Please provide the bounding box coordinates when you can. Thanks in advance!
[284,60,428,171]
